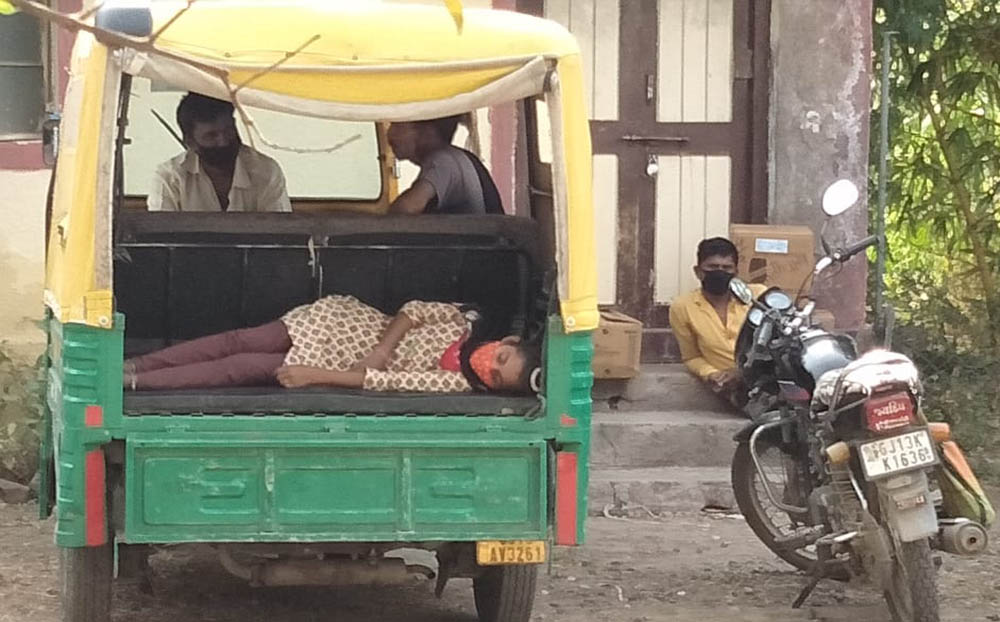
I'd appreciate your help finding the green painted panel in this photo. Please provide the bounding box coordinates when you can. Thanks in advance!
[124,439,546,543]
[273,453,399,526]
[141,455,262,526]
[412,451,539,527]
[47,316,123,546]
[544,317,594,544]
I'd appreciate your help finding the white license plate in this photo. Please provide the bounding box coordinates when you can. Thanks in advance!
[859,429,937,479]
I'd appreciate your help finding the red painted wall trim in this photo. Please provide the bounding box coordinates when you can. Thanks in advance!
[84,449,107,546]
[555,452,579,545]
[0,141,45,170]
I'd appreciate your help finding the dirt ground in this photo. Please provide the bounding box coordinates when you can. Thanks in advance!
[1,501,997,622]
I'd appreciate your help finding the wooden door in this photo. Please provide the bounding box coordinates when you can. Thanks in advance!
[517,0,770,327]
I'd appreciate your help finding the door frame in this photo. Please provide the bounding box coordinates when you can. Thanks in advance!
[516,0,771,324]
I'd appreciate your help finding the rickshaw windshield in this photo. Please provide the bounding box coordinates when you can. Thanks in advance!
[123,76,384,201]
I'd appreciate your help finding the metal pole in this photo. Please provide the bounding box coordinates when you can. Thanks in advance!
[875,31,893,344]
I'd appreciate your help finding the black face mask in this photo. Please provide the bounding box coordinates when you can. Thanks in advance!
[701,270,734,296]
[197,141,240,167]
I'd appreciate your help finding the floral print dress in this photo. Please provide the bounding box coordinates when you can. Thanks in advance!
[280,295,472,393]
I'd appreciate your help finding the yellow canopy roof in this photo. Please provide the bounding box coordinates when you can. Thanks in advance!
[146,1,579,105]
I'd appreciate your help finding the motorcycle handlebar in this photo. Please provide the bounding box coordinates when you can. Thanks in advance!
[840,234,879,261]
[813,235,879,276]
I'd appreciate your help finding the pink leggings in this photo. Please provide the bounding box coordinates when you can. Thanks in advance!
[126,321,292,390]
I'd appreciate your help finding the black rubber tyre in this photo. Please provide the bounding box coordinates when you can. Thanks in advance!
[473,564,538,622]
[884,538,939,622]
[731,442,848,579]
[61,543,112,622]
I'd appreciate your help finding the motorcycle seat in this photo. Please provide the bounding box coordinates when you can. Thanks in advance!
[812,350,921,410]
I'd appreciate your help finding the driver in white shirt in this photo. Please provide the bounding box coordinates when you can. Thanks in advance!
[147,93,291,212]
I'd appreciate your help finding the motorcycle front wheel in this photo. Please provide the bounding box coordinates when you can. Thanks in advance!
[884,538,939,622]
[731,441,847,579]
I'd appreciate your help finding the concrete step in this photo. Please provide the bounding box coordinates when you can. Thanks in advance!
[592,363,733,413]
[590,410,746,468]
[640,327,682,363]
[588,466,735,514]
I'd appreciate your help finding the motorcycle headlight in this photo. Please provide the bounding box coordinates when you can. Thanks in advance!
[763,290,793,311]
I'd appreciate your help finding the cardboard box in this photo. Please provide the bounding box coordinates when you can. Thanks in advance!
[730,224,815,294]
[592,310,643,379]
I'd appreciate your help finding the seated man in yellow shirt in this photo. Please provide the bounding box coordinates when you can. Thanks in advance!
[669,237,766,401]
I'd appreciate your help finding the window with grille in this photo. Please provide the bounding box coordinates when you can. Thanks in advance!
[0,12,46,140]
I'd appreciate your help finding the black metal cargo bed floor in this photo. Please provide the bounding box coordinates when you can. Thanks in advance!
[123,387,540,416]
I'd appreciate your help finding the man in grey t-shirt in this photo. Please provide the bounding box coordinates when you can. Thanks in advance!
[387,116,500,215]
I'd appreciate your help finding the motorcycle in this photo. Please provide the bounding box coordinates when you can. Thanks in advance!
[728,180,990,622]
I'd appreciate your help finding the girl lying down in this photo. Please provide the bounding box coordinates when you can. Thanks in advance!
[123,295,541,394]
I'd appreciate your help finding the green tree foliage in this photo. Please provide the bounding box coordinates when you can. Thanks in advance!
[875,1,1000,463]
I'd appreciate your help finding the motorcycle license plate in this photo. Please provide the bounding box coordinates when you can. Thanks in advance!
[476,540,547,565]
[858,430,937,480]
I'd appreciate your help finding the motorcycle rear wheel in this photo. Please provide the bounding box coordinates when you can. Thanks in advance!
[884,538,939,622]
[731,442,847,579]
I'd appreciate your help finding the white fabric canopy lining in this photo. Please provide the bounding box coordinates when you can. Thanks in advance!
[120,49,553,122]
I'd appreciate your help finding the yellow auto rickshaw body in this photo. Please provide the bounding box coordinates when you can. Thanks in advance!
[23,2,597,620]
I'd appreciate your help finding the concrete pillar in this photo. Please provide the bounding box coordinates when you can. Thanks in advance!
[768,0,872,330]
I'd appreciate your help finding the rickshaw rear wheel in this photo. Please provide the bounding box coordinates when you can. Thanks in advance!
[61,542,112,622]
[473,564,538,622]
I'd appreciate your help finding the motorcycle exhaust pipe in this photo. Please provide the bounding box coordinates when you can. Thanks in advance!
[938,519,989,556]
[218,551,435,587]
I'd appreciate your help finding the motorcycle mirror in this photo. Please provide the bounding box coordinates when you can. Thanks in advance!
[729,277,753,305]
[821,179,859,217]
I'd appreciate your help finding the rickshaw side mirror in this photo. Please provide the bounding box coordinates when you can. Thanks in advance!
[41,114,60,167]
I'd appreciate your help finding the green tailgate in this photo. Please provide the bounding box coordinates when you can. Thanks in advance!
[124,438,547,543]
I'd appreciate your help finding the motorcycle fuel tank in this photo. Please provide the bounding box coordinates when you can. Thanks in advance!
[796,331,857,389]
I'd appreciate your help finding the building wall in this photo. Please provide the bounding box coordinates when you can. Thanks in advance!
[0,0,79,361]
[0,169,48,360]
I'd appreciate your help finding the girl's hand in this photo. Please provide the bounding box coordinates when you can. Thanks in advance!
[276,365,326,388]
[276,366,367,389]
[350,348,391,372]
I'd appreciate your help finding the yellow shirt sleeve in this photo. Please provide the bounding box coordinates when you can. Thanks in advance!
[669,297,721,380]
